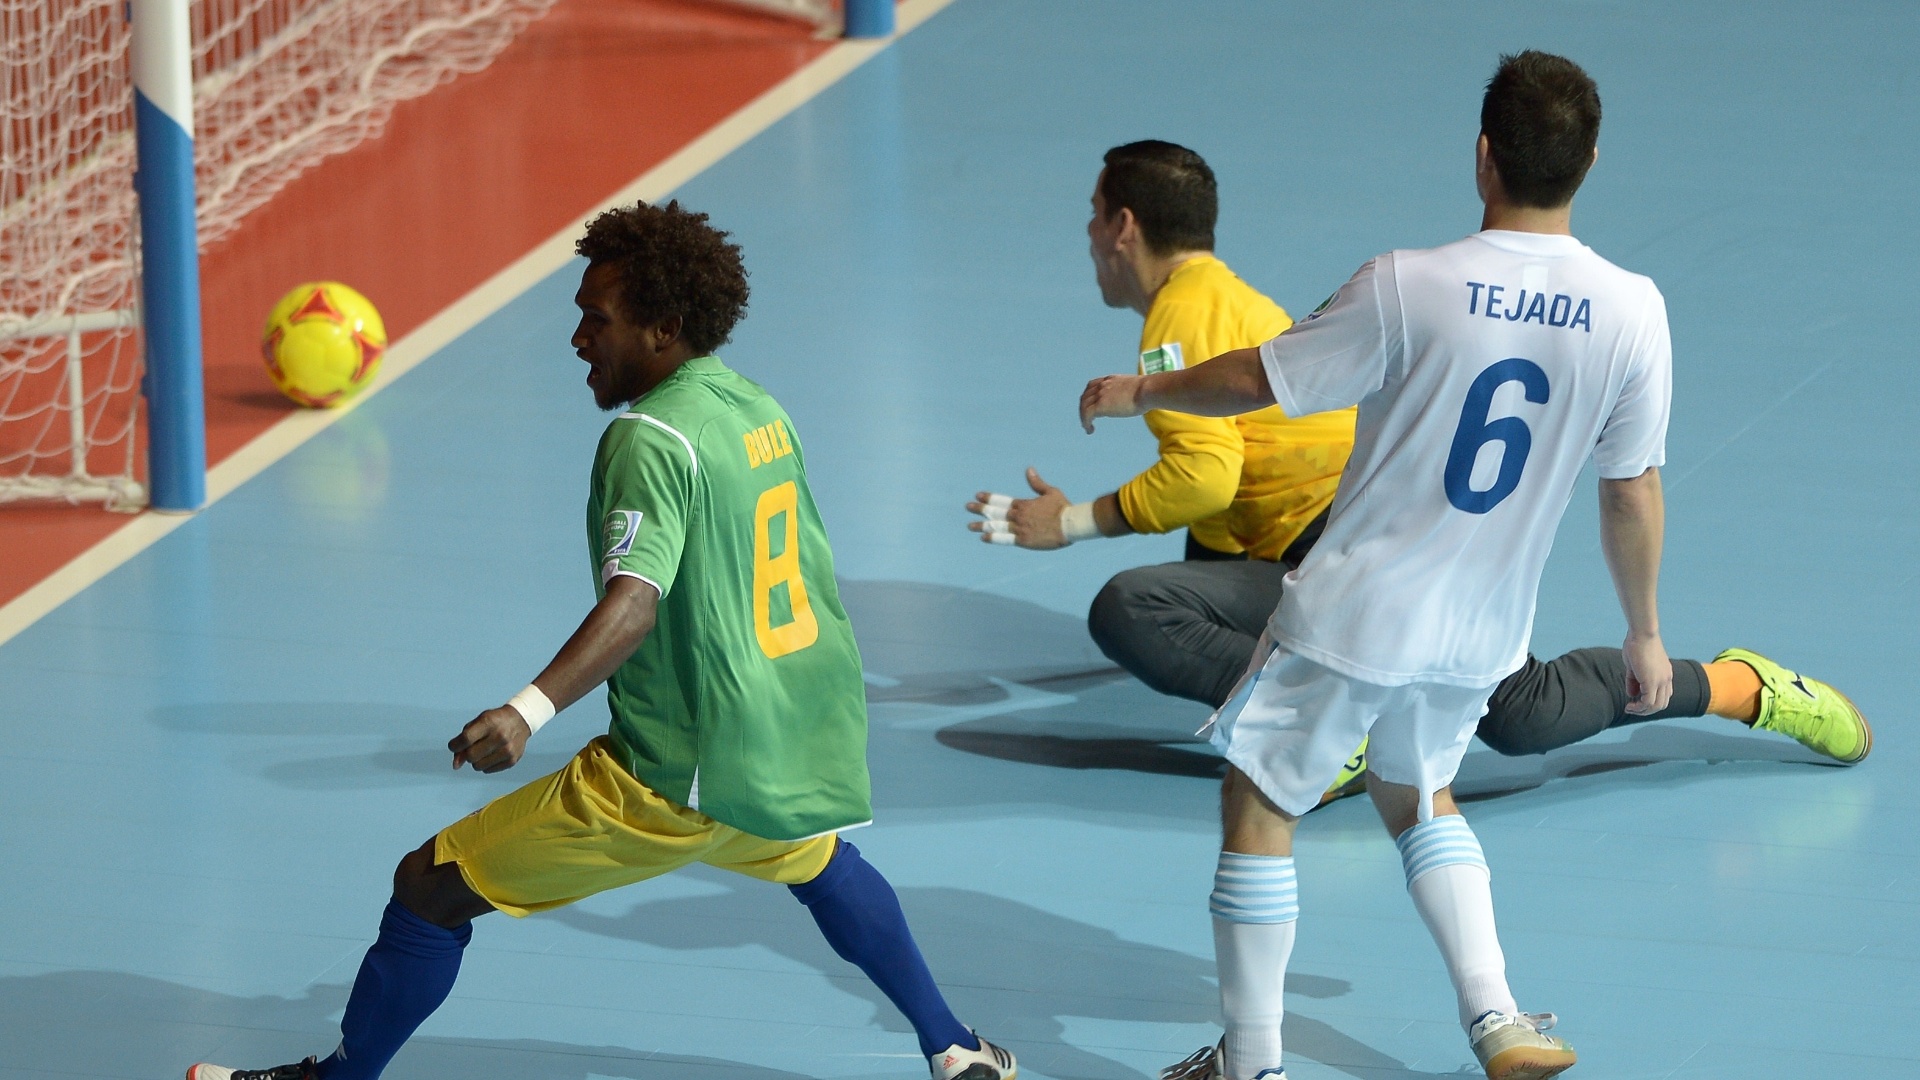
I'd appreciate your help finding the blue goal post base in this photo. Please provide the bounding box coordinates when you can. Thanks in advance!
[843,0,894,38]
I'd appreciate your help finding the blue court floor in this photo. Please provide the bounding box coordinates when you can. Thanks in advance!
[3,2,1917,1078]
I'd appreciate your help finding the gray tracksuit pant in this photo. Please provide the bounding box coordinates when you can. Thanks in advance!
[1086,532,1709,756]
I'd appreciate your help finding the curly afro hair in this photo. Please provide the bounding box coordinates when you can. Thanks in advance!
[575,200,750,355]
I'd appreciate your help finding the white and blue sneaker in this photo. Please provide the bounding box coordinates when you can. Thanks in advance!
[931,1033,1016,1080]
[1468,1010,1575,1080]
[1159,1041,1286,1080]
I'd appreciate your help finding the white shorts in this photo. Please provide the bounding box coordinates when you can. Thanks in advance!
[1207,641,1497,818]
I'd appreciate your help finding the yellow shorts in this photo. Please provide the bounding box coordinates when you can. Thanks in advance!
[435,735,837,917]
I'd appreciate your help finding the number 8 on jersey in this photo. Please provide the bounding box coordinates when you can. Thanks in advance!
[754,480,819,658]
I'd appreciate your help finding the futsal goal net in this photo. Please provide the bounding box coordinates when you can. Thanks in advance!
[1,0,558,511]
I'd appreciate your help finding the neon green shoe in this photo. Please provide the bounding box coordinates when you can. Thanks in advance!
[1315,737,1369,808]
[1716,648,1872,764]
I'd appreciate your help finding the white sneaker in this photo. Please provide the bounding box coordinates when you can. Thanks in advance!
[1159,1041,1286,1080]
[1468,1011,1576,1080]
[930,1033,1016,1080]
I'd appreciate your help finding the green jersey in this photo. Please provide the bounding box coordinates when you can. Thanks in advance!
[586,356,870,841]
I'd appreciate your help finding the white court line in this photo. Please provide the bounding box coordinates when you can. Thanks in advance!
[0,0,956,651]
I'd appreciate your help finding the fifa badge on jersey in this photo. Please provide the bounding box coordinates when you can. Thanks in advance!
[1139,342,1185,375]
[603,510,644,558]
[1303,292,1336,322]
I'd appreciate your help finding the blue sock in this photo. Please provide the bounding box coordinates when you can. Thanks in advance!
[789,841,978,1057]
[313,900,472,1080]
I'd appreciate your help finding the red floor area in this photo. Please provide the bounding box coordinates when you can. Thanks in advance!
[2,0,828,609]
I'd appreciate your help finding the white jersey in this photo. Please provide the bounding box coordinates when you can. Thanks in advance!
[1259,230,1671,687]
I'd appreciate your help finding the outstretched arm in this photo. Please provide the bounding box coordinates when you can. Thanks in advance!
[966,468,1135,548]
[1079,347,1273,432]
[449,574,658,772]
[1598,467,1671,715]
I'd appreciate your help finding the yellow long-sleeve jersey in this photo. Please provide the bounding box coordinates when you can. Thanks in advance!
[1115,256,1357,560]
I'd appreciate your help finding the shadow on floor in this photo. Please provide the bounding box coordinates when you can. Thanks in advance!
[554,873,1464,1080]
[935,724,1224,778]
[0,969,814,1080]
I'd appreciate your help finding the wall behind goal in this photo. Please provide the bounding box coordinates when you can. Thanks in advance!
[1,0,558,509]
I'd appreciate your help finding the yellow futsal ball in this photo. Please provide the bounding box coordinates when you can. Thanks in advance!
[261,281,387,408]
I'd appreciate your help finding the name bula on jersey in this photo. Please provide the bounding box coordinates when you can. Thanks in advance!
[1465,281,1591,331]
[743,419,795,469]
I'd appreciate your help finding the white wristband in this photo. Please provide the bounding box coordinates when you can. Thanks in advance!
[506,684,556,735]
[1059,501,1101,544]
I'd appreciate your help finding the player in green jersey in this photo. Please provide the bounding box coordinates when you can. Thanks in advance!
[186,201,1016,1080]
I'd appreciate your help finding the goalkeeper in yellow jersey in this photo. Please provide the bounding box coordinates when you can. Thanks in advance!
[966,140,1868,784]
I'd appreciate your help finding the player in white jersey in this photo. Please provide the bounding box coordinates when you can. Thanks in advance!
[1081,52,1661,1080]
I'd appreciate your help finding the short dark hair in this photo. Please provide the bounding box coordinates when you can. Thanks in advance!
[1099,140,1216,255]
[575,200,750,354]
[1480,51,1602,209]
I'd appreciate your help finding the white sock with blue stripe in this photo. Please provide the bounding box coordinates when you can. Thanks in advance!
[1395,814,1517,1030]
[1210,852,1296,1080]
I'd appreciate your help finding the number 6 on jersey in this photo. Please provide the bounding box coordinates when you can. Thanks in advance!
[753,480,819,658]
[1443,357,1550,514]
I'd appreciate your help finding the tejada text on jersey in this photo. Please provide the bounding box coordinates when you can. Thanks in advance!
[1464,282,1592,331]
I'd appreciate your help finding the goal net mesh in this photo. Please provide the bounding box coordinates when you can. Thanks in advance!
[1,0,558,510]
